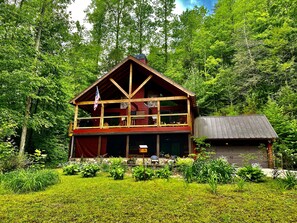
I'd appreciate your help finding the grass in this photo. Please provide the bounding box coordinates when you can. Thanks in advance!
[0,170,296,222]
[1,169,59,193]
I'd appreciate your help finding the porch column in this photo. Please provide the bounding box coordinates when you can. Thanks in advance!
[100,104,104,128]
[70,136,75,158]
[157,101,161,126]
[267,141,274,168]
[98,136,101,156]
[188,134,192,155]
[187,98,192,130]
[156,134,160,157]
[73,105,78,129]
[126,135,130,158]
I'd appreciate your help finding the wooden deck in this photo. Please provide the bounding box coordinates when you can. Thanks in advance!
[73,126,191,135]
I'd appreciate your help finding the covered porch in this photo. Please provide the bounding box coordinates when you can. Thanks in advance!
[69,133,193,159]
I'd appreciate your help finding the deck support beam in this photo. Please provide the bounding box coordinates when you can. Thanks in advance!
[126,135,130,158]
[69,136,75,158]
[100,104,104,128]
[98,136,101,156]
[188,134,192,155]
[74,105,78,129]
[156,134,160,157]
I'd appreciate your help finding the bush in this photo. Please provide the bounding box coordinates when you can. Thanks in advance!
[207,158,235,184]
[237,164,265,182]
[29,149,47,170]
[0,143,26,173]
[132,166,154,181]
[63,163,80,175]
[109,166,125,180]
[100,161,110,172]
[81,163,100,178]
[1,169,59,193]
[109,157,126,180]
[109,157,124,167]
[155,165,171,180]
[192,158,235,184]
[280,171,297,190]
[175,158,194,174]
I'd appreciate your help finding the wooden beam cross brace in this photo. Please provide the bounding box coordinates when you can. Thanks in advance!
[130,75,152,98]
[110,78,129,98]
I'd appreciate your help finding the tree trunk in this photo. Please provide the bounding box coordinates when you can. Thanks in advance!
[19,96,32,155]
[19,0,47,155]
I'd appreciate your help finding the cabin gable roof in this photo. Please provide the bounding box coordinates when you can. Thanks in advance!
[70,56,196,107]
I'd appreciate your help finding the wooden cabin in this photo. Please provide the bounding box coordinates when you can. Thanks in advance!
[69,55,198,158]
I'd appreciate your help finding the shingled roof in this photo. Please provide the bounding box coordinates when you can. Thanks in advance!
[194,115,278,140]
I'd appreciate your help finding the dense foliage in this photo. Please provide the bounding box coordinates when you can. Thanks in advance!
[1,169,59,193]
[237,164,265,182]
[132,166,154,181]
[1,0,297,168]
[80,163,100,177]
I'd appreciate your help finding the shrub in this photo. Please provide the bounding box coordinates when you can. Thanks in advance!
[237,164,265,182]
[63,163,80,175]
[109,157,124,167]
[176,158,194,174]
[132,166,154,181]
[100,161,110,172]
[280,171,297,190]
[81,163,100,178]
[29,149,47,170]
[0,143,26,173]
[1,169,59,193]
[155,165,171,180]
[109,166,125,180]
[206,158,235,184]
[109,157,126,180]
[192,158,235,184]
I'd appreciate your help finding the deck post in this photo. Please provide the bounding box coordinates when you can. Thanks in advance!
[100,104,104,128]
[73,105,78,129]
[187,98,191,130]
[70,136,75,158]
[98,136,101,156]
[156,134,160,157]
[157,100,161,126]
[126,135,129,158]
[188,134,192,155]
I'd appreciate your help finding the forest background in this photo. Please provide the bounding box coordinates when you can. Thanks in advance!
[0,0,297,168]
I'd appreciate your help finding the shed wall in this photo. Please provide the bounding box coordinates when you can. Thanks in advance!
[209,145,268,167]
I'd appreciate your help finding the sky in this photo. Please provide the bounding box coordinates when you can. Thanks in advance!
[67,0,217,30]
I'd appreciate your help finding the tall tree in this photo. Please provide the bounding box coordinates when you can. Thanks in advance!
[129,0,154,54]
[87,0,132,70]
[154,0,175,64]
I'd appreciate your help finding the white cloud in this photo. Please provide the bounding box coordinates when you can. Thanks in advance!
[67,0,92,30]
[174,0,187,15]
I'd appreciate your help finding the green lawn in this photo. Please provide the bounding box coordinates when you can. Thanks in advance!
[0,170,296,223]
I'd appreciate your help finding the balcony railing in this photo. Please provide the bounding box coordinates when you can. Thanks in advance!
[72,96,192,131]
[75,113,188,129]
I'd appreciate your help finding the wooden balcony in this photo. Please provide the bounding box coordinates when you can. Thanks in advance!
[71,96,193,135]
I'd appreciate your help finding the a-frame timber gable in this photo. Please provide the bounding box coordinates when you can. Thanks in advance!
[70,55,197,134]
